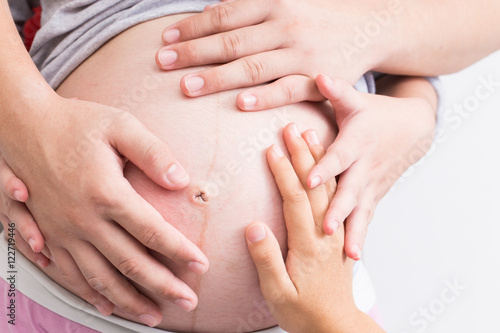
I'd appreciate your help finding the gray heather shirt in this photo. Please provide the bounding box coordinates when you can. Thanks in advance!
[8,0,376,92]
[8,0,220,88]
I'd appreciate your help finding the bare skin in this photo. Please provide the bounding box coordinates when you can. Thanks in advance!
[0,12,435,332]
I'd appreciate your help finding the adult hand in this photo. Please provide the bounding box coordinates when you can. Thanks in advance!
[156,0,384,109]
[245,123,383,332]
[0,95,209,327]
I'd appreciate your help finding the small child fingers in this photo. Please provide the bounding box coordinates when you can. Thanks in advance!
[266,144,315,238]
[307,132,363,190]
[303,129,337,205]
[283,124,330,226]
[0,156,29,202]
[323,165,368,235]
[315,74,364,117]
[245,223,295,301]
[5,200,45,253]
[344,199,375,261]
[9,223,50,268]
[302,129,326,162]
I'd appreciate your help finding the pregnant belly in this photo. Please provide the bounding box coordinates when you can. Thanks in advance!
[55,13,336,332]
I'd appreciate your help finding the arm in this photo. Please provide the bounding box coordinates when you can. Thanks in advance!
[373,0,500,76]
[0,1,208,325]
[245,123,384,333]
[154,0,499,108]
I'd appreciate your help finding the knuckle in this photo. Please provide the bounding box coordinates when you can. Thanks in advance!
[60,271,79,287]
[282,83,298,104]
[144,141,171,166]
[220,32,241,58]
[155,284,175,299]
[212,5,231,30]
[167,240,184,263]
[87,275,110,293]
[119,301,139,314]
[183,42,200,63]
[118,258,143,280]
[242,58,265,83]
[89,182,120,210]
[256,251,276,270]
[140,225,163,250]
[286,188,308,205]
[206,69,226,90]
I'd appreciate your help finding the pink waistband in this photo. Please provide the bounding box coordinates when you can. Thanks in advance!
[0,278,100,333]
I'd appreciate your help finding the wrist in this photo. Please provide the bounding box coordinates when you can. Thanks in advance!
[0,79,57,137]
[0,82,59,157]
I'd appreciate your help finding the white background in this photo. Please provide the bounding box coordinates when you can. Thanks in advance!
[364,51,500,332]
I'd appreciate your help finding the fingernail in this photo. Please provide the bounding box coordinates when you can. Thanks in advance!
[307,130,320,145]
[247,224,266,243]
[28,238,36,252]
[184,76,205,94]
[166,163,189,185]
[272,145,284,158]
[243,95,257,108]
[331,220,339,233]
[291,123,301,138]
[140,313,159,327]
[158,49,178,67]
[353,245,362,260]
[163,29,180,44]
[175,299,194,312]
[13,190,23,201]
[310,175,322,188]
[94,303,108,316]
[188,261,207,275]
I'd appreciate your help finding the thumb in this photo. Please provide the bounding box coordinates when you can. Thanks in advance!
[316,74,364,122]
[111,116,190,190]
[246,223,293,301]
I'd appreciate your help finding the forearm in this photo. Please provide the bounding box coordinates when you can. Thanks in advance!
[371,0,500,76]
[322,310,385,333]
[0,1,55,144]
[376,75,438,118]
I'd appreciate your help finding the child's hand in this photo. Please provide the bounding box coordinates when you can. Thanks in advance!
[0,152,48,265]
[245,123,382,333]
[307,75,437,260]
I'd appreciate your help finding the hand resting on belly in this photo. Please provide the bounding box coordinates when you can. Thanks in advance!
[48,14,337,332]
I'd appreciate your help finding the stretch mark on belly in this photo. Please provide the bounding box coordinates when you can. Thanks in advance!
[190,107,221,331]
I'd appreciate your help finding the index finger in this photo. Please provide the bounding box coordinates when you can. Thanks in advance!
[162,0,269,44]
[266,144,315,242]
[107,184,209,273]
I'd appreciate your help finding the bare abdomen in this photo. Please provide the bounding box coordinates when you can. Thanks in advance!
[55,14,335,332]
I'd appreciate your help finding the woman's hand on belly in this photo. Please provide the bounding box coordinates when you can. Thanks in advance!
[155,0,377,110]
[0,95,209,326]
[244,124,384,333]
